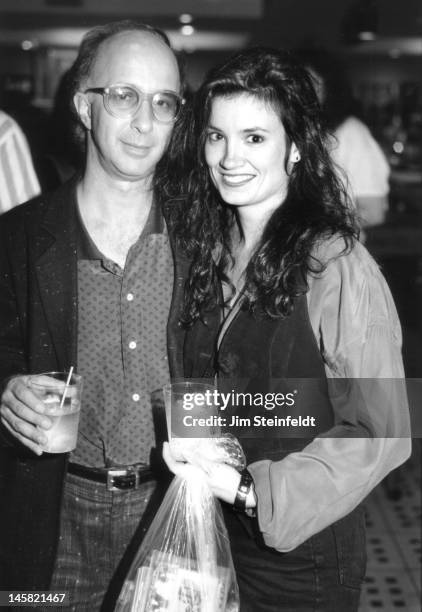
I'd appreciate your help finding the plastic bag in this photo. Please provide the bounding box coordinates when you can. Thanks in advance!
[168,434,246,468]
[116,436,244,612]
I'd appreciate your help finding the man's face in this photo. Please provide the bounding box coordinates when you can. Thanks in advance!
[76,31,180,185]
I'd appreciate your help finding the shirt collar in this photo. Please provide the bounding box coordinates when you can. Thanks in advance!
[76,196,165,261]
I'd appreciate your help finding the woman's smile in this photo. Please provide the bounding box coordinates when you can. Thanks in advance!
[219,172,255,187]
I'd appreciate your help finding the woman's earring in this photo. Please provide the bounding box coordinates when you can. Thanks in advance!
[291,151,301,163]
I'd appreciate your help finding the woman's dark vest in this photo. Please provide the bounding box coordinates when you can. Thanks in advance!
[184,294,334,464]
[184,291,365,573]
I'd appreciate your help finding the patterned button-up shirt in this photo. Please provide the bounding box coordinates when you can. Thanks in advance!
[71,199,173,466]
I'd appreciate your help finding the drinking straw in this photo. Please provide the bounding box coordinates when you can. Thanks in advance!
[59,366,74,410]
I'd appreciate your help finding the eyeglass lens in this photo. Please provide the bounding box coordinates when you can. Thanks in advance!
[106,86,180,121]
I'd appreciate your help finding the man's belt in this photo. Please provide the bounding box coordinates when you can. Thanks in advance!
[67,462,154,491]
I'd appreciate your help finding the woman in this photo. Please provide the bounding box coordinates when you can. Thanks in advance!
[164,47,410,611]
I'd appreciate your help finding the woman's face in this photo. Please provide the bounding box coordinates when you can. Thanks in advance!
[204,93,295,217]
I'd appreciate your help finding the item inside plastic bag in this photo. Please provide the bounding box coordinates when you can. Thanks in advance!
[115,435,245,612]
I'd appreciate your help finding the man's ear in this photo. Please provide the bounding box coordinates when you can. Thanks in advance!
[73,92,92,131]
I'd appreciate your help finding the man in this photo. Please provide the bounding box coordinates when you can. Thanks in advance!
[0,20,186,610]
[0,110,41,212]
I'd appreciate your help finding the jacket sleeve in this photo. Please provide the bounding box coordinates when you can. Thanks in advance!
[0,211,28,445]
[248,239,411,551]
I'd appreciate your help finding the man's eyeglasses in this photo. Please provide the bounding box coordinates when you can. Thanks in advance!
[83,84,185,123]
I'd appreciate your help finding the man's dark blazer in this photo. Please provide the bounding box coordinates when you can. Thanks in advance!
[0,177,186,590]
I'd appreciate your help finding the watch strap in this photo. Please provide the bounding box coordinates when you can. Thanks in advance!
[233,468,253,512]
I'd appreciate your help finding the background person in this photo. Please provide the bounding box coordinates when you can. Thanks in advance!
[35,69,82,192]
[298,48,390,232]
[164,47,410,612]
[0,20,186,610]
[0,109,40,213]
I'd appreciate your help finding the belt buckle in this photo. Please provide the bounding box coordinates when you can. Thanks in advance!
[106,467,139,491]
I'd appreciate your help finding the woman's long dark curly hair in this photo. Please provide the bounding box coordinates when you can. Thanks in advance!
[170,47,359,325]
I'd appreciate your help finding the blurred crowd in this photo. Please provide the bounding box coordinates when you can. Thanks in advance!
[0,47,391,237]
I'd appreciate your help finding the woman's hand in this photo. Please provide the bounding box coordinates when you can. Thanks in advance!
[163,442,256,508]
[162,441,208,481]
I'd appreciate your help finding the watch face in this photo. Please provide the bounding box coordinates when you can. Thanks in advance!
[240,469,253,488]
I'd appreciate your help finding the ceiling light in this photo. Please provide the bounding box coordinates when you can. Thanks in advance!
[179,14,193,24]
[393,141,404,154]
[180,25,195,36]
[21,40,34,50]
[358,31,377,41]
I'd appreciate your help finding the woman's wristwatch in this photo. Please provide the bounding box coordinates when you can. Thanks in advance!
[233,468,256,515]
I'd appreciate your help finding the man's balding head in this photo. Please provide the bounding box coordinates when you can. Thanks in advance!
[71,21,173,98]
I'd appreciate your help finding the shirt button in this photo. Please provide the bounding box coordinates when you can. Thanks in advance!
[129,341,137,350]
[127,293,134,301]
[132,393,140,402]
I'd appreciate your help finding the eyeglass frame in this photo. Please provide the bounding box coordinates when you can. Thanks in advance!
[82,83,185,123]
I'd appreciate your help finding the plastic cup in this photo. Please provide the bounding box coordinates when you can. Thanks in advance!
[30,371,83,453]
[163,381,220,460]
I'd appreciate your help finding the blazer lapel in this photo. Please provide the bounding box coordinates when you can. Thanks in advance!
[32,182,78,370]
